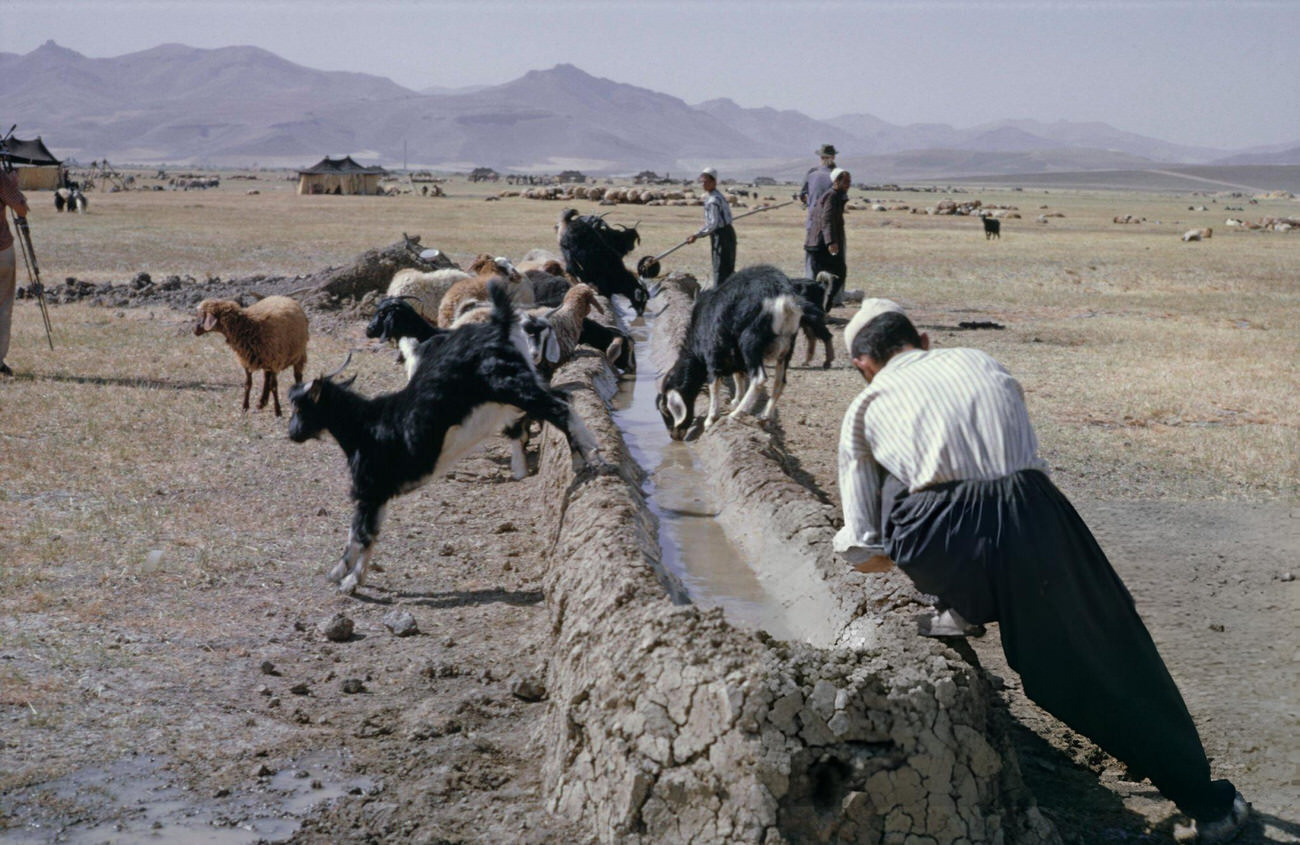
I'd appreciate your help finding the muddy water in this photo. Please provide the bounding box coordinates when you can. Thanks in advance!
[611,319,794,639]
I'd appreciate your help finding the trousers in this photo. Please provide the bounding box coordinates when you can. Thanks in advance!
[710,225,736,287]
[881,470,1236,822]
[0,246,15,363]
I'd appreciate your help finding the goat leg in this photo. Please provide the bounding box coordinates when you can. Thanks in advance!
[703,377,726,429]
[510,388,598,474]
[335,502,385,595]
[242,370,253,412]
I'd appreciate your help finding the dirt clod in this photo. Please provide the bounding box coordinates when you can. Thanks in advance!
[342,679,366,694]
[509,674,547,702]
[320,613,355,642]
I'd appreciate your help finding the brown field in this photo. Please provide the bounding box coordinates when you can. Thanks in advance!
[1,172,1297,843]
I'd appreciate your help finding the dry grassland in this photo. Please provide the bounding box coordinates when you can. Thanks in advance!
[11,174,1298,499]
[0,173,1297,840]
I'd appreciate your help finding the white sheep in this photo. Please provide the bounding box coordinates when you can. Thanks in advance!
[437,255,535,328]
[386,267,472,322]
[194,296,309,416]
[1182,227,1213,242]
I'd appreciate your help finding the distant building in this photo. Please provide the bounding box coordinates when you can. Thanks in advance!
[754,176,778,186]
[468,167,500,183]
[296,156,388,195]
[556,170,587,184]
[1,136,63,190]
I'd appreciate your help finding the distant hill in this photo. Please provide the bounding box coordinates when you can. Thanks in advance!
[3,40,1297,179]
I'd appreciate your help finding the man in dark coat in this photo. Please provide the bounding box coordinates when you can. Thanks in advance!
[799,143,837,276]
[804,168,850,310]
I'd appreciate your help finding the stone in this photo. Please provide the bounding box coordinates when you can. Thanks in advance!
[382,609,419,637]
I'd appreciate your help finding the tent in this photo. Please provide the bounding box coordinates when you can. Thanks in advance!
[0,136,63,190]
[296,156,388,196]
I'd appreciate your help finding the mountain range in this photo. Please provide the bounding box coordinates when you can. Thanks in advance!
[3,40,1297,180]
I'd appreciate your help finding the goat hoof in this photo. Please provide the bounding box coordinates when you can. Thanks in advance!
[327,561,348,583]
[338,574,358,595]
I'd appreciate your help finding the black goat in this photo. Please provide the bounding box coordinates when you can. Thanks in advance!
[365,296,450,371]
[657,265,803,440]
[557,208,648,315]
[789,275,835,369]
[578,319,636,373]
[289,284,600,594]
[983,215,1001,239]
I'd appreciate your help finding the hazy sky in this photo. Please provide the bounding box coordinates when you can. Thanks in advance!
[4,0,1297,150]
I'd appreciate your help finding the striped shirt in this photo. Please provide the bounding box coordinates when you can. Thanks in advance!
[697,189,734,237]
[834,347,1048,563]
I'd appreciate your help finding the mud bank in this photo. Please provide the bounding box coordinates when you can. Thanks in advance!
[532,305,1061,842]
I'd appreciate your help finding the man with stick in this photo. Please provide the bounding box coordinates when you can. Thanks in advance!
[686,167,735,287]
[0,163,30,377]
[834,298,1251,845]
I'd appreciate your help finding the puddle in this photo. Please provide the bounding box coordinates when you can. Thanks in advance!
[611,317,794,639]
[0,750,373,844]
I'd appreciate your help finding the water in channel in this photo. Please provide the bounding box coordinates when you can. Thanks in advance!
[610,318,792,639]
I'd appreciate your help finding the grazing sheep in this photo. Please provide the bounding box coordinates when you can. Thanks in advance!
[288,284,600,594]
[195,296,309,416]
[438,255,535,328]
[387,267,472,322]
[1182,227,1213,242]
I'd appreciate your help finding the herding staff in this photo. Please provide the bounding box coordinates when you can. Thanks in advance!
[0,126,54,349]
[636,199,798,278]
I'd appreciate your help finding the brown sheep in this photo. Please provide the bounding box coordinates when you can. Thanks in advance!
[437,255,535,328]
[194,296,309,416]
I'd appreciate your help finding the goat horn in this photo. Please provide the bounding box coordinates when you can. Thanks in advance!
[322,351,353,380]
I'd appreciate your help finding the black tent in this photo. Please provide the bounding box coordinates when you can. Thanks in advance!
[0,136,61,166]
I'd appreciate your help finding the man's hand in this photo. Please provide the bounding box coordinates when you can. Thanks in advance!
[852,554,894,573]
[828,244,840,256]
[686,234,697,244]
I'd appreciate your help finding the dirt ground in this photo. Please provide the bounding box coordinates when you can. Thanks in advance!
[1,176,1297,843]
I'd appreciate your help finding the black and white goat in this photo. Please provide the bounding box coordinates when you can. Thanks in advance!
[556,208,649,315]
[656,264,803,440]
[290,284,599,594]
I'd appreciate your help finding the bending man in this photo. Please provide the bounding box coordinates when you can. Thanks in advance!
[834,298,1250,845]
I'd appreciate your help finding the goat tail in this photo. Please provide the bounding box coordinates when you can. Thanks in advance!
[766,294,804,338]
[487,280,514,335]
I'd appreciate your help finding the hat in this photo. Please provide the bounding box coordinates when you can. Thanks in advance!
[699,167,718,179]
[817,144,838,157]
[830,168,848,183]
[844,298,905,355]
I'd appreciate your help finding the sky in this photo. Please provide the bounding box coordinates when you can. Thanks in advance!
[3,0,1298,151]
